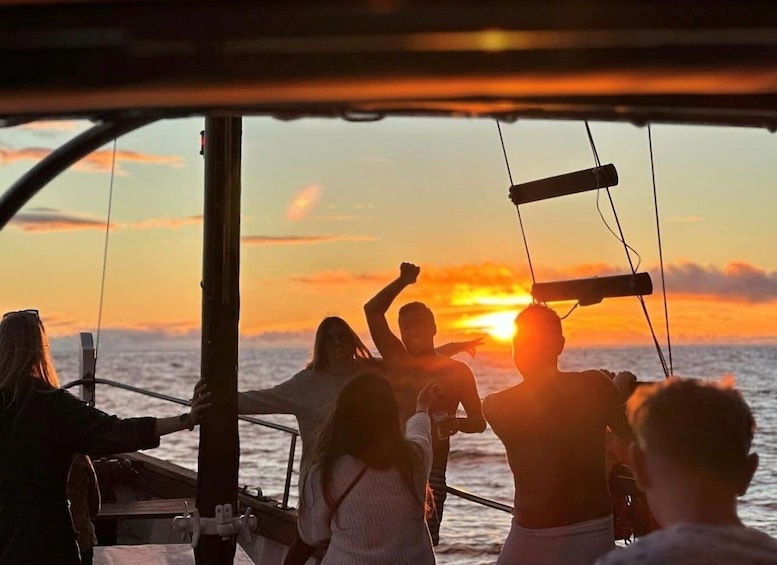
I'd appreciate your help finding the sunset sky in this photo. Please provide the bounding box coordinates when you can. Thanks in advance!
[1,117,775,351]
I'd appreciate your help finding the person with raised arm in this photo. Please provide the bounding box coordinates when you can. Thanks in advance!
[483,304,633,565]
[0,309,211,565]
[364,262,486,545]
[596,377,777,565]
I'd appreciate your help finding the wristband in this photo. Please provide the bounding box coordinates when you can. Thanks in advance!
[179,413,195,431]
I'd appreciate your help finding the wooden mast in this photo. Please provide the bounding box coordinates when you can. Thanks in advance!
[196,116,242,564]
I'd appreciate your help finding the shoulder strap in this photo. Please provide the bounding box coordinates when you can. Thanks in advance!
[333,465,368,511]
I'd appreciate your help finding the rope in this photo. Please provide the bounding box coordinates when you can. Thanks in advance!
[497,120,536,285]
[584,122,670,378]
[648,125,674,377]
[95,139,118,359]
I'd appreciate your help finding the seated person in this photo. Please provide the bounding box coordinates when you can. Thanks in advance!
[67,454,101,565]
[596,377,777,564]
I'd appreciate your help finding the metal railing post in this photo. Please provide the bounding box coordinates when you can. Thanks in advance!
[282,434,297,509]
[79,332,96,407]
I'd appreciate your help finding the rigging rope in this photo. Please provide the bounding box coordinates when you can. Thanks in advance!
[648,125,674,377]
[496,120,536,285]
[584,122,670,378]
[95,139,118,360]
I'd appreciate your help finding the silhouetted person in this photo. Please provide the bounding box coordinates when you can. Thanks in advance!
[483,304,632,565]
[596,377,777,564]
[67,453,100,565]
[364,262,486,545]
[0,309,211,565]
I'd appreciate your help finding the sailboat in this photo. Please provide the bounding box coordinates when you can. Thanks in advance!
[1,1,775,564]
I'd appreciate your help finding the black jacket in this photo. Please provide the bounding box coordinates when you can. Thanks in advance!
[0,386,159,564]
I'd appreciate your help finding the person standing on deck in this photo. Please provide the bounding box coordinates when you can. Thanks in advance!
[364,262,486,546]
[596,377,777,565]
[0,309,212,565]
[483,304,633,565]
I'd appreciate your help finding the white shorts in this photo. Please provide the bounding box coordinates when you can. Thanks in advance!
[497,514,615,565]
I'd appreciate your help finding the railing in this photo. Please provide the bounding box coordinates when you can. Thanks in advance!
[62,377,513,516]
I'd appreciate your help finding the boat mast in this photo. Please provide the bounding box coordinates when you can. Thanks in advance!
[196,116,242,564]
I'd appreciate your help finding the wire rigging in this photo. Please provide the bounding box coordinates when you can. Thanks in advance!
[496,120,536,285]
[648,125,674,377]
[95,139,118,360]
[584,122,670,378]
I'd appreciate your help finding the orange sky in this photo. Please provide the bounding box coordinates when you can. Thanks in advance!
[1,117,775,351]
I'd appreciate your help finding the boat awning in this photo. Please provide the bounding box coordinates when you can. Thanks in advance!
[1,0,776,129]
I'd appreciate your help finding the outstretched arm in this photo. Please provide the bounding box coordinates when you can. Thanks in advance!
[364,262,419,360]
[435,337,485,358]
[237,370,305,415]
[154,380,212,436]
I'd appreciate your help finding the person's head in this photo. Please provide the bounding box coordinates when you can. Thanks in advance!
[312,371,423,510]
[0,309,59,405]
[307,316,373,371]
[398,301,436,355]
[512,304,565,376]
[627,377,758,524]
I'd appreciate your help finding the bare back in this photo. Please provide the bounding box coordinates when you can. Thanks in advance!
[484,370,629,528]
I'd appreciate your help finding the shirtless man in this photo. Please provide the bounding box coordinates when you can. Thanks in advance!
[483,304,632,565]
[364,262,486,546]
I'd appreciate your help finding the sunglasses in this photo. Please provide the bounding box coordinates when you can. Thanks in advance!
[3,309,40,320]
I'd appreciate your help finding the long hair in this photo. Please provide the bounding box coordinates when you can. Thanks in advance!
[306,316,373,371]
[311,372,425,513]
[0,311,59,408]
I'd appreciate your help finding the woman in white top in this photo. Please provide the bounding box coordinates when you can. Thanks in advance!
[298,372,438,565]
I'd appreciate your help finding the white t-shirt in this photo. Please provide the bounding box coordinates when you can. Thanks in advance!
[596,523,777,565]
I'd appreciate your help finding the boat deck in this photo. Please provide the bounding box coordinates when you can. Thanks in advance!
[94,544,255,565]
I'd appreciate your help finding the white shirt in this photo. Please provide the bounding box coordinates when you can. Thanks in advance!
[596,522,777,565]
[297,412,435,565]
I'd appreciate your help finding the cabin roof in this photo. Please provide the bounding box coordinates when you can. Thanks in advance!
[1,0,776,129]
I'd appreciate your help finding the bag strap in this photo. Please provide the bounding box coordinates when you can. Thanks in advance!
[333,465,368,512]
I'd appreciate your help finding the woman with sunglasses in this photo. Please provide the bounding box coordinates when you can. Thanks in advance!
[0,309,212,564]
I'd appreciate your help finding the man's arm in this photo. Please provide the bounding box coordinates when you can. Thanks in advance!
[453,364,487,434]
[435,337,485,358]
[600,375,633,441]
[363,262,419,360]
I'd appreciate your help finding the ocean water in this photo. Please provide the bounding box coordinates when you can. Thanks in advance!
[53,345,777,565]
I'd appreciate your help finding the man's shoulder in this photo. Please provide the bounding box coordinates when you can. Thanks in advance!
[483,386,522,415]
[598,524,777,565]
[561,369,619,396]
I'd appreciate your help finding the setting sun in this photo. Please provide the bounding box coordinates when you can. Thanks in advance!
[460,310,519,341]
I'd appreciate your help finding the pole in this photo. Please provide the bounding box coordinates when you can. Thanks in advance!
[195,116,242,564]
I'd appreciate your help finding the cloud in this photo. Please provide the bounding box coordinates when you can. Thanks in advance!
[125,216,202,231]
[290,270,389,286]
[286,184,322,221]
[661,262,777,303]
[0,144,183,174]
[9,209,202,233]
[242,234,376,246]
[10,211,110,232]
[288,260,777,305]
[14,120,82,133]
